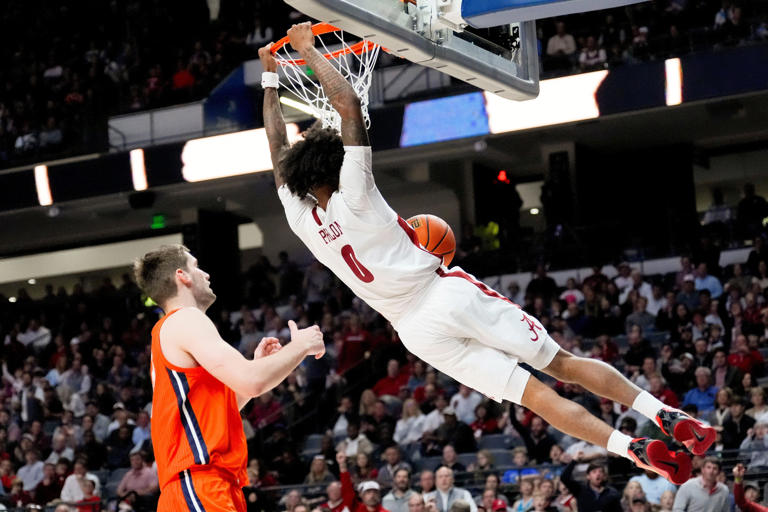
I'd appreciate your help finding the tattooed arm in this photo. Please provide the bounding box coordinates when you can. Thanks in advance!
[259,44,289,188]
[288,22,370,147]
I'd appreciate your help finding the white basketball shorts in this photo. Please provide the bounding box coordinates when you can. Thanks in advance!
[395,267,560,404]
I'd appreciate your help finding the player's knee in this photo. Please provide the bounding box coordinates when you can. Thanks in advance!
[543,348,573,378]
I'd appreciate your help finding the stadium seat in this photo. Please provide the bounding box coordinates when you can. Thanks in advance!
[488,450,513,467]
[647,331,670,344]
[457,453,477,468]
[93,469,110,486]
[478,434,523,450]
[414,456,443,472]
[304,433,324,452]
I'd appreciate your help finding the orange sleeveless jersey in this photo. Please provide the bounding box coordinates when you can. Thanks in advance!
[150,309,249,490]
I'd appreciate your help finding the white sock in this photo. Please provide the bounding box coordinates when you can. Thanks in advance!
[632,391,668,422]
[607,430,633,459]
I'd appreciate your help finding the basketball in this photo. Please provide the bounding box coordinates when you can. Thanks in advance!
[406,214,456,266]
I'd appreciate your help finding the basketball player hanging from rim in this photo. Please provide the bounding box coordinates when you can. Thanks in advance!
[260,22,715,484]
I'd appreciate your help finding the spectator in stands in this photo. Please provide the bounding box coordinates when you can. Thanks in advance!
[732,463,768,512]
[728,263,752,294]
[694,263,723,299]
[648,373,679,409]
[682,367,717,413]
[378,446,412,489]
[17,448,44,491]
[631,357,657,391]
[425,467,477,512]
[508,409,555,465]
[677,276,700,311]
[337,451,387,512]
[545,21,577,73]
[624,325,656,375]
[429,408,476,455]
[450,386,483,425]
[383,467,415,512]
[60,458,100,503]
[578,36,607,72]
[362,400,396,445]
[466,450,495,485]
[395,398,427,446]
[338,420,374,460]
[319,481,346,512]
[509,476,535,511]
[33,462,62,505]
[723,395,756,449]
[728,335,765,377]
[419,470,435,494]
[673,457,729,511]
[437,445,465,473]
[131,410,150,450]
[374,359,408,397]
[408,492,426,511]
[305,455,335,487]
[562,434,608,479]
[7,478,32,507]
[561,461,620,511]
[707,387,732,428]
[352,453,379,485]
[629,469,676,507]
[747,387,768,422]
[116,451,158,506]
[711,349,740,390]
[620,271,653,305]
[739,422,768,471]
[469,403,499,438]
[45,434,74,465]
[248,390,284,429]
[526,264,558,304]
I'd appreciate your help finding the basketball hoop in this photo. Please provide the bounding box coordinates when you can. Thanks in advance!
[270,23,382,133]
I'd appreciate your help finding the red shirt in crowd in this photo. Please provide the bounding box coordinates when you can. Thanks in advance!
[247,398,284,429]
[372,373,408,397]
[172,69,195,90]
[340,471,389,512]
[337,329,371,375]
[728,350,764,375]
[652,387,680,409]
[734,483,768,512]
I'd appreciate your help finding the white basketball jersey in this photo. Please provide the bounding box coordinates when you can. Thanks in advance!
[278,146,441,325]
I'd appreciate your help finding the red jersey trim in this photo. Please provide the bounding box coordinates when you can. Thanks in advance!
[436,267,515,306]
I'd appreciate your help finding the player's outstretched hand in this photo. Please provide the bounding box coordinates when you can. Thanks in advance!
[288,320,325,359]
[287,22,315,52]
[733,463,746,481]
[258,43,277,73]
[254,336,282,359]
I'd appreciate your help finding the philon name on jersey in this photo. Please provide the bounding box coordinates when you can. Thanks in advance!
[319,221,343,245]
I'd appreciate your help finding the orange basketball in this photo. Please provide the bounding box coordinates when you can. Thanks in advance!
[406,214,456,266]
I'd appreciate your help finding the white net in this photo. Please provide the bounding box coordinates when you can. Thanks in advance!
[272,28,381,133]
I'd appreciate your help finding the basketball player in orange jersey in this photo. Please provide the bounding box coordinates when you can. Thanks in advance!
[259,23,715,484]
[133,245,325,511]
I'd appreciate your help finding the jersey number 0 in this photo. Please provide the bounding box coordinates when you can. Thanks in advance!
[341,244,374,283]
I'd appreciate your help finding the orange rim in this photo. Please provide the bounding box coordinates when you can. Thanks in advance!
[271,22,381,66]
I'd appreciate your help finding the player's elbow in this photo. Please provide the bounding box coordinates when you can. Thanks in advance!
[333,94,362,118]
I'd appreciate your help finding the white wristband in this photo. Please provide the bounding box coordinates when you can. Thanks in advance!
[261,72,279,89]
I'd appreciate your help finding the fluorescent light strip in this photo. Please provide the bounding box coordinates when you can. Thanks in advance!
[181,125,301,183]
[34,165,53,206]
[665,58,683,106]
[130,149,148,191]
[485,71,609,134]
[280,96,321,119]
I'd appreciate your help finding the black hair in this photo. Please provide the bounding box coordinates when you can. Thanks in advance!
[281,124,344,200]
